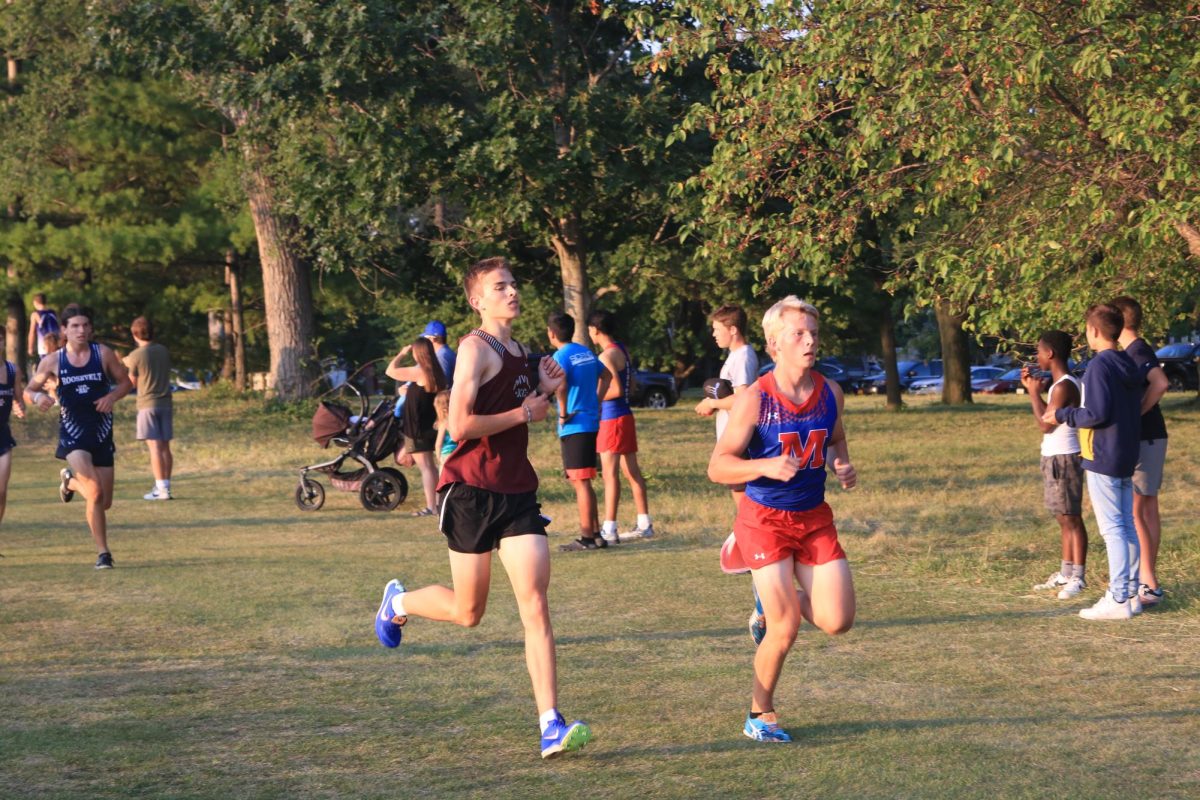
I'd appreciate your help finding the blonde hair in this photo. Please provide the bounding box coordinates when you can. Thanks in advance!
[762,296,820,344]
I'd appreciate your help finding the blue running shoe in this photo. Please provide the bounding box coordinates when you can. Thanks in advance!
[540,714,592,759]
[749,584,766,646]
[374,579,406,648]
[743,713,791,743]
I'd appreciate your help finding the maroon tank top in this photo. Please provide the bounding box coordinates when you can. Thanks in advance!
[437,329,538,494]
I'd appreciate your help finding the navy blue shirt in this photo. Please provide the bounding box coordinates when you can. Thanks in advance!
[1056,349,1144,478]
[1122,337,1168,441]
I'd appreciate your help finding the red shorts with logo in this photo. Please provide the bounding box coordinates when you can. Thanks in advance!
[597,414,637,455]
[723,499,845,571]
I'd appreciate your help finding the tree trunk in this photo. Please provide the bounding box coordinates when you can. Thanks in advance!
[935,299,972,405]
[876,284,903,411]
[241,154,316,400]
[226,250,247,392]
[6,291,24,376]
[550,213,591,345]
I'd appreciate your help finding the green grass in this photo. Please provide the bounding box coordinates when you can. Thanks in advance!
[2,391,1199,799]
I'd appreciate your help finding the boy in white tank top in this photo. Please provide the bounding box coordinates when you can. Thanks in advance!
[1021,331,1089,599]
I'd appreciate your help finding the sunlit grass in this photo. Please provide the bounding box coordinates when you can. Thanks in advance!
[2,391,1198,798]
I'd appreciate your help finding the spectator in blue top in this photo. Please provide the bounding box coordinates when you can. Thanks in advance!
[422,321,457,387]
[547,311,604,552]
[1045,303,1146,621]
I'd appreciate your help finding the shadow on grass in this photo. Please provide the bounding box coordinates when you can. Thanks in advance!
[584,707,1200,761]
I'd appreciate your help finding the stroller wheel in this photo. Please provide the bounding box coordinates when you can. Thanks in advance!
[379,468,409,506]
[295,478,326,511]
[360,470,404,512]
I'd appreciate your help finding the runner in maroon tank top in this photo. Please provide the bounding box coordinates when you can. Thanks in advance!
[372,257,592,759]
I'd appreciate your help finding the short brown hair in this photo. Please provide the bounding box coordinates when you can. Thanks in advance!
[1109,296,1142,332]
[463,256,511,301]
[710,305,748,335]
[1086,303,1123,343]
[131,316,154,341]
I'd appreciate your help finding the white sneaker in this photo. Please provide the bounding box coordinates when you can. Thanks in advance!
[1079,591,1132,621]
[599,531,620,545]
[1129,594,1143,615]
[1034,571,1068,590]
[1057,577,1086,599]
[618,524,654,543]
[143,488,172,501]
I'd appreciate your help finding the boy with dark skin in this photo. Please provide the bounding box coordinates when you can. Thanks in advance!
[1022,332,1089,599]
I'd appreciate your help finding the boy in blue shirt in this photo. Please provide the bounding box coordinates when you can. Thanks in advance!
[547,311,604,551]
[1044,304,1145,620]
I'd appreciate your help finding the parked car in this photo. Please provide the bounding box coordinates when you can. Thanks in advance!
[630,369,678,409]
[908,366,1005,395]
[1156,342,1200,391]
[755,358,868,394]
[171,368,202,391]
[866,360,943,394]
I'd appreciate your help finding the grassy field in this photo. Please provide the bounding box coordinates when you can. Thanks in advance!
[2,390,1198,799]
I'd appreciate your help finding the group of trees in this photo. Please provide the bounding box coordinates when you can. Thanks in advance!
[1,1,1195,403]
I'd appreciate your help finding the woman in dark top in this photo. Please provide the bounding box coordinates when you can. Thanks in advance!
[387,337,448,516]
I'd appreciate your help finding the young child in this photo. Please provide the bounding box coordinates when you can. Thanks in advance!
[1021,331,1089,599]
[434,390,455,471]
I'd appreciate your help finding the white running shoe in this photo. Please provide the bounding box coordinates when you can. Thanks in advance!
[1034,571,1068,590]
[1129,594,1143,615]
[618,524,654,543]
[1057,577,1086,600]
[143,488,172,501]
[1079,591,1132,621]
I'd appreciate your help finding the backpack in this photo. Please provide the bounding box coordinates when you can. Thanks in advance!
[36,309,60,338]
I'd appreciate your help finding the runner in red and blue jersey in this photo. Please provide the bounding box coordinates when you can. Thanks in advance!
[708,296,857,743]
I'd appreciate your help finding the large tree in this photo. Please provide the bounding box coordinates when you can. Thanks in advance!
[668,0,1199,362]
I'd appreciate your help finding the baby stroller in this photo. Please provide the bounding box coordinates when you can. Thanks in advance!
[295,381,409,512]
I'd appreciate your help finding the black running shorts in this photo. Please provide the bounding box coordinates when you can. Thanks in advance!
[559,431,598,478]
[437,483,547,554]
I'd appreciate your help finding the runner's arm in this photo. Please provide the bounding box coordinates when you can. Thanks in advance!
[12,367,25,419]
[826,380,856,489]
[708,388,799,485]
[448,337,548,441]
[27,312,37,357]
[22,354,57,412]
[1142,365,1168,415]
[94,345,133,414]
[596,349,615,402]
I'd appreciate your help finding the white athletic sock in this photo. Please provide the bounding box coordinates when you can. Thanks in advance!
[637,513,651,530]
[1060,560,1072,577]
[539,708,560,733]
[601,521,617,537]
[157,480,169,492]
[390,592,407,618]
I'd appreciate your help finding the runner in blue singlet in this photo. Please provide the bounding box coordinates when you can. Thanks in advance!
[0,325,27,535]
[25,305,133,569]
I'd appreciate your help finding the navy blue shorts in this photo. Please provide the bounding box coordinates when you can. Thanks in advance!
[0,424,14,456]
[56,438,116,468]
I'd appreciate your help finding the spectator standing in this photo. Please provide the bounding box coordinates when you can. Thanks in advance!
[1022,331,1089,599]
[386,338,448,516]
[423,321,457,387]
[1110,296,1170,606]
[124,317,175,500]
[1045,304,1145,620]
[547,311,604,552]
[588,309,654,543]
[27,293,60,362]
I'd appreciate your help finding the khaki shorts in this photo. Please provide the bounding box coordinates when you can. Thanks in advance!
[1041,454,1083,516]
[1133,439,1167,497]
